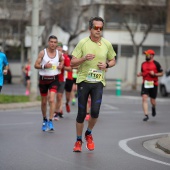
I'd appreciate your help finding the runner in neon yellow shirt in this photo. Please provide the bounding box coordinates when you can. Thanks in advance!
[72,37,115,86]
[71,17,116,152]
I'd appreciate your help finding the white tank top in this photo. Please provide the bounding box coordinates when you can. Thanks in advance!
[39,48,61,76]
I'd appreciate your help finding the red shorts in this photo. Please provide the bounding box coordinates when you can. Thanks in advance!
[39,75,59,96]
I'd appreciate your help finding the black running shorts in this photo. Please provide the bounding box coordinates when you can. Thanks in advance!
[141,84,158,99]
[65,79,74,92]
[76,81,104,123]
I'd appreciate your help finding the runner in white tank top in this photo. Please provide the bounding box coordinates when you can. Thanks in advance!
[34,35,64,132]
[39,48,61,76]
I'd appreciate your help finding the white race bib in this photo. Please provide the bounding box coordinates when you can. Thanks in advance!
[64,70,68,78]
[86,69,103,82]
[144,80,154,88]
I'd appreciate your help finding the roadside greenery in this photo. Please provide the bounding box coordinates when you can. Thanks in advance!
[0,95,40,104]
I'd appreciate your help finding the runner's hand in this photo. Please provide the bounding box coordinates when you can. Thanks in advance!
[85,54,95,61]
[3,70,8,75]
[57,63,63,70]
[97,62,106,70]
[137,72,142,77]
[150,71,155,76]
[45,61,52,68]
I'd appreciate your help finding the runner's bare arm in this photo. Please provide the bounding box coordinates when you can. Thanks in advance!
[150,71,164,77]
[71,54,95,67]
[107,58,116,68]
[98,58,116,70]
[34,50,44,69]
[57,51,64,70]
[3,65,9,75]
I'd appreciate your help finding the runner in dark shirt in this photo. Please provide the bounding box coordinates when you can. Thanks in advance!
[137,49,163,121]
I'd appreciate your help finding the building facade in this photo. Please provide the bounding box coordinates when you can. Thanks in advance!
[71,0,170,85]
[1,0,170,86]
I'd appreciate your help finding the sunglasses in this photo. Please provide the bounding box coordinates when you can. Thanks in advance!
[92,26,103,31]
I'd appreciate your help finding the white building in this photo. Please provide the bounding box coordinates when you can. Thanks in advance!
[69,0,170,87]
[1,0,170,87]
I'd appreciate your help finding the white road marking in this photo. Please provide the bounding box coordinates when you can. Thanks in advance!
[0,122,33,126]
[100,111,125,114]
[103,104,119,110]
[119,133,170,166]
[119,96,170,103]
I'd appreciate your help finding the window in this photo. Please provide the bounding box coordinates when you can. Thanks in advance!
[121,45,133,57]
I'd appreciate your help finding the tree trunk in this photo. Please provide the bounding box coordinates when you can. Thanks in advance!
[132,46,139,90]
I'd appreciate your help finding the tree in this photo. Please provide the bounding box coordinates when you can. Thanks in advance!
[41,0,89,47]
[113,0,166,89]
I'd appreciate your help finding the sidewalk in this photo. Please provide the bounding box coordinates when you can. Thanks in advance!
[0,101,41,110]
[156,135,170,154]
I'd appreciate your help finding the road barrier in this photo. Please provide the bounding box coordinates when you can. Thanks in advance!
[116,79,121,96]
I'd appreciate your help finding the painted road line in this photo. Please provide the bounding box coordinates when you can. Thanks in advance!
[0,122,34,126]
[119,133,170,166]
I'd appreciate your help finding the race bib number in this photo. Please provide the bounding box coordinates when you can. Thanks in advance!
[64,70,68,78]
[144,80,154,88]
[86,69,103,82]
[52,65,57,70]
[47,65,57,70]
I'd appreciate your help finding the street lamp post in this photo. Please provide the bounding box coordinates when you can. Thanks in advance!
[30,0,39,101]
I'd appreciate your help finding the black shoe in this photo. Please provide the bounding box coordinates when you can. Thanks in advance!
[152,107,156,117]
[143,115,149,121]
[58,112,64,118]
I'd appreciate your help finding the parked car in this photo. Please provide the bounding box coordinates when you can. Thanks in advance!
[3,68,12,84]
[159,68,170,97]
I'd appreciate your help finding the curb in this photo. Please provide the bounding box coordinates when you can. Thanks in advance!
[0,101,41,110]
[156,136,170,154]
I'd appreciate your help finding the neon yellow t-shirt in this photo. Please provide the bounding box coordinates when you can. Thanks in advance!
[72,37,116,86]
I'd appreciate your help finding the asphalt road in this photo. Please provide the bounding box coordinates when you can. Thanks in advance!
[0,84,170,170]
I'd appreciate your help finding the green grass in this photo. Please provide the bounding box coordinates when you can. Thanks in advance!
[0,95,40,104]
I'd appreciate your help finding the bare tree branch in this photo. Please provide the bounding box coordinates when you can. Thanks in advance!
[139,24,152,47]
[113,0,166,89]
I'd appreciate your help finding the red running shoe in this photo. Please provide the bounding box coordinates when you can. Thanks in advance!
[73,141,82,152]
[85,134,95,151]
[66,103,70,113]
